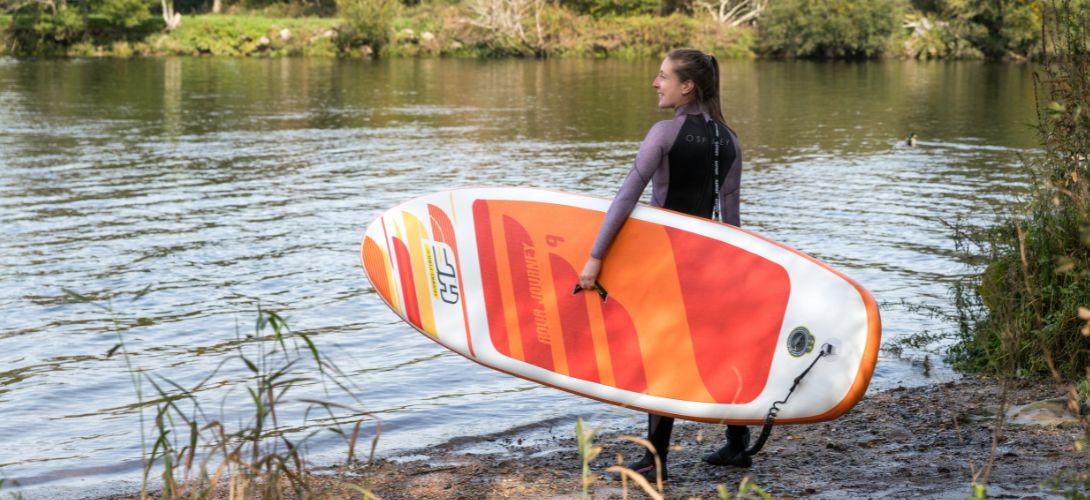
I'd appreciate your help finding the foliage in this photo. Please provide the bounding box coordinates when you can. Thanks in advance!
[562,0,660,17]
[899,10,984,59]
[91,0,152,30]
[694,0,766,27]
[948,0,1090,383]
[335,0,397,53]
[164,15,338,55]
[65,288,373,498]
[758,0,903,59]
[716,476,772,499]
[4,0,163,55]
[971,0,1042,58]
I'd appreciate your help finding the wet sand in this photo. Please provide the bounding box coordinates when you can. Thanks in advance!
[314,376,1087,499]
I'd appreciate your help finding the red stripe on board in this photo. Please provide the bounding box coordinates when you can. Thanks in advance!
[362,237,393,306]
[392,237,423,329]
[502,215,554,371]
[472,201,510,356]
[548,253,600,383]
[428,204,475,357]
[665,226,789,404]
[601,299,646,393]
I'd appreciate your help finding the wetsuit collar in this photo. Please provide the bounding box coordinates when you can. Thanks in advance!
[675,101,707,119]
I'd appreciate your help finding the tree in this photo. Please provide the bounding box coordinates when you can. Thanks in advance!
[161,0,179,31]
[694,0,767,26]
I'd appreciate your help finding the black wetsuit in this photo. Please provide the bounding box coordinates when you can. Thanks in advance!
[590,102,746,465]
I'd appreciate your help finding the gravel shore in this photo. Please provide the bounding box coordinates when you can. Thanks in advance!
[313,375,1087,499]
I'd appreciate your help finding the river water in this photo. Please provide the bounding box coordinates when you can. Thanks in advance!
[0,57,1037,497]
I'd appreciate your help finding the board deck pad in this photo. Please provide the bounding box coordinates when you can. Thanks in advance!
[361,188,881,424]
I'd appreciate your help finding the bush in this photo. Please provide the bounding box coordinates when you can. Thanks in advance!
[899,11,984,59]
[166,15,339,56]
[562,0,661,17]
[7,5,87,55]
[336,0,397,52]
[91,0,153,30]
[950,1,1090,382]
[758,0,903,59]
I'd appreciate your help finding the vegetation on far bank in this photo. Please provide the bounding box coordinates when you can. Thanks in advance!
[0,0,1084,59]
[926,1,1087,493]
[946,0,1089,387]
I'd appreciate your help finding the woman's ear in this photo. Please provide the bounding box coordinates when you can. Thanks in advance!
[681,79,695,96]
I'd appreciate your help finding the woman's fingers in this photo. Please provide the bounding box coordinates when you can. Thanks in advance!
[579,257,602,290]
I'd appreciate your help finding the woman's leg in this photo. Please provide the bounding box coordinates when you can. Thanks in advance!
[702,425,752,467]
[646,413,674,463]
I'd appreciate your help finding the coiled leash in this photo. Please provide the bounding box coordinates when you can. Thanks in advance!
[744,343,833,456]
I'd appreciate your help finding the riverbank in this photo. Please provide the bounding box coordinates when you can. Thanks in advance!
[0,10,755,59]
[281,376,1086,498]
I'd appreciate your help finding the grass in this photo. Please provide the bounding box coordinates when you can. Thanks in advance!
[65,288,376,498]
[151,14,341,56]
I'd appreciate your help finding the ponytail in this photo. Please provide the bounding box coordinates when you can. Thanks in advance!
[666,49,728,126]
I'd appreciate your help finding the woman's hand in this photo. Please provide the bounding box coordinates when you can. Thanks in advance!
[579,257,602,291]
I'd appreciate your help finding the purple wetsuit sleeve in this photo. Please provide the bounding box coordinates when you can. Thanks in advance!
[589,121,672,259]
[720,133,742,227]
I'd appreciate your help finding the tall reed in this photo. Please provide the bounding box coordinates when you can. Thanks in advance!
[67,288,376,499]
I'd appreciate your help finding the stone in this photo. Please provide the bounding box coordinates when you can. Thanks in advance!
[279,28,291,41]
[258,36,270,47]
[421,31,435,42]
[1005,398,1079,426]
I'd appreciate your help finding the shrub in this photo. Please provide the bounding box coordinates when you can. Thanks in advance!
[7,4,87,55]
[758,0,903,59]
[562,0,660,17]
[91,0,152,30]
[949,1,1090,382]
[336,0,397,52]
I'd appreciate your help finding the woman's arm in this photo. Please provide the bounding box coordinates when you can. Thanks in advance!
[579,121,670,289]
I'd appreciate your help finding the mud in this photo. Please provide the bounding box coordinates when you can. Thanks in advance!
[313,376,1087,499]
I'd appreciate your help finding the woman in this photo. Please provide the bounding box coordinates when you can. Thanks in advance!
[578,48,751,482]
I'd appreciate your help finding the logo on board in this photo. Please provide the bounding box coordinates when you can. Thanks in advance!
[426,242,460,305]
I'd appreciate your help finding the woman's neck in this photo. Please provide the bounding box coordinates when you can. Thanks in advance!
[674,100,703,116]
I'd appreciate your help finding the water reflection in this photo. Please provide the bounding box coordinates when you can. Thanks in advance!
[0,57,1036,496]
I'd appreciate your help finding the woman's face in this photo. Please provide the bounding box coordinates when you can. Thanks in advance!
[653,57,693,109]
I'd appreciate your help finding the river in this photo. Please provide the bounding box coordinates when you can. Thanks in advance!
[0,57,1038,497]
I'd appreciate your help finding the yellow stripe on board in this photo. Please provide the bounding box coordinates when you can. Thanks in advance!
[402,211,437,336]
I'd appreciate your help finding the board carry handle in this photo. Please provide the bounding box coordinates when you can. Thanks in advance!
[572,282,608,302]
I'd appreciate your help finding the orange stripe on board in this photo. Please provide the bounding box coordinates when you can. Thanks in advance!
[391,237,424,331]
[489,208,525,360]
[665,226,789,404]
[599,298,646,393]
[501,215,554,371]
[548,253,600,384]
[428,204,475,357]
[472,201,511,357]
[362,237,394,306]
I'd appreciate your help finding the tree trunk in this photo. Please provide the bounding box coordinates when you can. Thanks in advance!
[212,0,221,13]
[161,0,182,31]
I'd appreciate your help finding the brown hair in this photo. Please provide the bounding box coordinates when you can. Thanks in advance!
[666,48,727,126]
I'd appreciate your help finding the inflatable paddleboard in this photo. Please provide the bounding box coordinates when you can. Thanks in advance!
[360,187,880,424]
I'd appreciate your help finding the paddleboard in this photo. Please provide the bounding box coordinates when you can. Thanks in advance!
[360,187,880,424]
